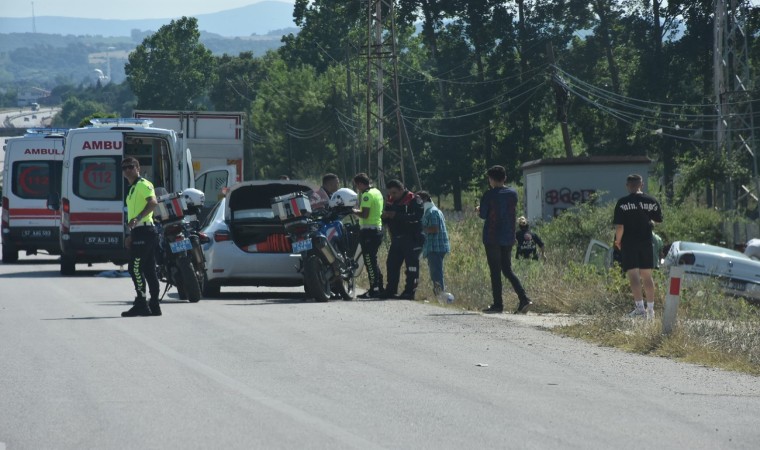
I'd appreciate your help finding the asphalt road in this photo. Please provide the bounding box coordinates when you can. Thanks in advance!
[1,254,759,449]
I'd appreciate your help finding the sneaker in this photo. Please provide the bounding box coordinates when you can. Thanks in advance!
[397,291,415,300]
[516,301,533,314]
[377,290,397,299]
[646,309,655,320]
[482,304,504,314]
[357,290,380,299]
[122,297,152,317]
[627,308,646,319]
[149,299,162,317]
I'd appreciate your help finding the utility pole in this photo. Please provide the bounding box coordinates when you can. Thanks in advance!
[714,0,758,234]
[364,0,421,189]
[547,43,573,158]
[31,1,37,34]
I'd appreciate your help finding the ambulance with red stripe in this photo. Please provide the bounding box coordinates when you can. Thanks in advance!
[56,118,194,275]
[2,129,67,263]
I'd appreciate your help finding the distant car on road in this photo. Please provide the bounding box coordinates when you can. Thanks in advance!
[663,241,760,301]
[32,114,37,119]
[23,117,29,122]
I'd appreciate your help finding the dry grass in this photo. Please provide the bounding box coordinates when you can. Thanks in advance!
[355,200,760,375]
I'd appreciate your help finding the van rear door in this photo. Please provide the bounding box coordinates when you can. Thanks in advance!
[64,130,125,251]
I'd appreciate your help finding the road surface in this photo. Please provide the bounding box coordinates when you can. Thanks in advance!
[0,254,759,449]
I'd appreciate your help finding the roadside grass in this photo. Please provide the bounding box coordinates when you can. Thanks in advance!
[357,194,760,375]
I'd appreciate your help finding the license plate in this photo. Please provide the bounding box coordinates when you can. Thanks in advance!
[22,229,52,238]
[292,239,313,253]
[169,239,193,254]
[85,236,120,246]
[728,280,747,291]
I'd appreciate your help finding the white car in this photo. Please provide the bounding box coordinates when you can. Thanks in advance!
[663,241,760,301]
[198,180,318,297]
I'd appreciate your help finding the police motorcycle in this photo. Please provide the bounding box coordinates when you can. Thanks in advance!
[153,188,207,303]
[272,188,361,302]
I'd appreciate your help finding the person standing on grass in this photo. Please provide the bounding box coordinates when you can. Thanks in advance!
[478,165,533,314]
[352,173,385,299]
[613,174,663,319]
[380,179,425,300]
[417,191,451,299]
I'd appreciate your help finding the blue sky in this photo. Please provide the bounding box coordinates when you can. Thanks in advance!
[0,0,294,20]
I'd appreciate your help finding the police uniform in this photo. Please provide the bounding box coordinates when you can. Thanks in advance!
[358,187,385,296]
[126,177,160,309]
[383,190,425,298]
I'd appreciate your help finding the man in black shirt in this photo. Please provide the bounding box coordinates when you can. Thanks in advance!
[613,174,663,319]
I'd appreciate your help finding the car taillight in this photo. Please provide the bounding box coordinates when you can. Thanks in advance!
[678,253,695,265]
[61,197,70,235]
[197,232,210,244]
[213,231,230,242]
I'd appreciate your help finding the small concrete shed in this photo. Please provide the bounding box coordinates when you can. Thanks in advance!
[521,155,652,222]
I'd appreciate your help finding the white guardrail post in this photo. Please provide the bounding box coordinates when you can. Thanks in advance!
[662,266,684,335]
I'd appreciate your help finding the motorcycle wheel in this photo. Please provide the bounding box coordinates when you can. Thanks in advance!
[333,271,355,300]
[174,266,187,300]
[178,255,202,303]
[303,255,331,302]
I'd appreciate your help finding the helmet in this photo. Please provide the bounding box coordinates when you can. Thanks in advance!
[181,188,205,208]
[517,216,528,227]
[329,188,358,208]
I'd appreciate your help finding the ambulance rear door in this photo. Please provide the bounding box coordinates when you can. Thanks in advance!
[62,129,126,252]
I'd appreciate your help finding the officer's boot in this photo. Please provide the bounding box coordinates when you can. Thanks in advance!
[148,298,162,316]
[122,296,152,317]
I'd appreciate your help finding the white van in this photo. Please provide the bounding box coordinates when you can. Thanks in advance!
[56,118,195,275]
[2,129,67,263]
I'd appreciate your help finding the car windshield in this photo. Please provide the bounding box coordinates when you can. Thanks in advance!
[679,242,749,259]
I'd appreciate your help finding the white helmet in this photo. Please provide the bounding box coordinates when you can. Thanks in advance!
[329,188,358,208]
[181,188,205,208]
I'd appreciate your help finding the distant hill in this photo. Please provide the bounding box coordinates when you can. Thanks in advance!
[0,1,297,37]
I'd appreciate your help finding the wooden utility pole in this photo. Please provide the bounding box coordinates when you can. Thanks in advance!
[547,43,574,158]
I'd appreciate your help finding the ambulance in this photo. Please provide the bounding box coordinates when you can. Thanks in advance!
[55,118,195,275]
[2,129,67,263]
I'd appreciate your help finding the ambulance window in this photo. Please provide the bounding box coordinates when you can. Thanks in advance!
[73,156,121,200]
[154,139,172,191]
[12,161,53,199]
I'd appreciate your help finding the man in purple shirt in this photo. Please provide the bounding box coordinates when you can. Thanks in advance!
[478,165,533,314]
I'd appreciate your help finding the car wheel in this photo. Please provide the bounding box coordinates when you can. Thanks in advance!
[2,243,18,263]
[60,254,76,275]
[202,274,221,297]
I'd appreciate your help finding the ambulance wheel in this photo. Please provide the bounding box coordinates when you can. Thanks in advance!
[61,254,76,275]
[2,244,18,263]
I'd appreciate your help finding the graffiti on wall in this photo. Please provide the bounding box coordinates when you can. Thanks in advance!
[545,187,596,216]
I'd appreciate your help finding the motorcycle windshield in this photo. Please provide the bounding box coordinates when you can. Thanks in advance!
[306,188,330,212]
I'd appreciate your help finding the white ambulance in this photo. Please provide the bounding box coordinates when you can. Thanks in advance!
[2,129,67,263]
[56,118,195,275]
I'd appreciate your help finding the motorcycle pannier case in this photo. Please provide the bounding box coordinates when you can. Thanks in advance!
[271,192,311,222]
[155,193,187,223]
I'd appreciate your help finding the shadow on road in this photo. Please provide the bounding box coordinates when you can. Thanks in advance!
[42,316,122,320]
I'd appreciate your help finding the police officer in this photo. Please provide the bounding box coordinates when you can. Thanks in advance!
[121,157,161,317]
[353,173,385,299]
[381,179,424,300]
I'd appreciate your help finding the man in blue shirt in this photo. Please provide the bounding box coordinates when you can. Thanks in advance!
[417,191,451,300]
[478,165,533,314]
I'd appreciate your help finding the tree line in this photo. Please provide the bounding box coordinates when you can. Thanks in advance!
[48,2,760,212]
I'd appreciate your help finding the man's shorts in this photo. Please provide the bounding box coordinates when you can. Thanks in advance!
[621,241,654,272]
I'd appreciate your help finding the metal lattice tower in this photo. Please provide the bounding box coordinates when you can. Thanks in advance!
[364,0,421,189]
[714,0,758,213]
